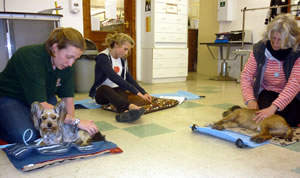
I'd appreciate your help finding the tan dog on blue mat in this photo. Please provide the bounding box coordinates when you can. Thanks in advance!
[211,105,293,143]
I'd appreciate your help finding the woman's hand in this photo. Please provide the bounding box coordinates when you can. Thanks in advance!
[143,93,152,103]
[253,104,278,124]
[247,100,258,109]
[137,92,152,103]
[78,120,99,136]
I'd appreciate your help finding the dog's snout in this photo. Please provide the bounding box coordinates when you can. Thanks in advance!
[47,123,52,128]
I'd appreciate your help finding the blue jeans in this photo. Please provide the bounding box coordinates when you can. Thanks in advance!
[0,96,57,144]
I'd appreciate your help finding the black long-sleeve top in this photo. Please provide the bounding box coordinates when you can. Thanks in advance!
[89,49,146,98]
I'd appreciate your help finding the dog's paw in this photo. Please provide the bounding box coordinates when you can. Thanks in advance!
[211,124,225,130]
[250,136,262,143]
[250,135,269,143]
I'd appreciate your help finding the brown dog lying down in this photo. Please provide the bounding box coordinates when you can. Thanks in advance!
[211,105,293,143]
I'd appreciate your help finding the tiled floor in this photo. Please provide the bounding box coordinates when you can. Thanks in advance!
[1,73,300,177]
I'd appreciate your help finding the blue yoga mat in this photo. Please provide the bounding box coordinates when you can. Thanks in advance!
[4,141,121,171]
[152,90,203,100]
[191,125,268,148]
[74,99,101,109]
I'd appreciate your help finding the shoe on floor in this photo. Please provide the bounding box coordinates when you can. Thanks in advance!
[115,108,145,122]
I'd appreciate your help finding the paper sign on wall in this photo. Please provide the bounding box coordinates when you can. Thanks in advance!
[146,16,151,32]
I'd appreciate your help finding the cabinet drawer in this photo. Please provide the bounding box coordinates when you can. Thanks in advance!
[155,3,187,15]
[153,48,188,58]
[155,33,187,43]
[177,5,187,15]
[156,0,187,5]
[153,68,187,78]
[154,23,187,33]
[153,58,188,68]
[155,13,187,25]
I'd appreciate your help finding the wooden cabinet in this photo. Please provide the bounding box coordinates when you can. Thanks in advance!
[141,0,188,83]
[188,29,198,72]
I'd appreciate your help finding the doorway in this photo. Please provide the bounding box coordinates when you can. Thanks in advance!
[83,0,137,78]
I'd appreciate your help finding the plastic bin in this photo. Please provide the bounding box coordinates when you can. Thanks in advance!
[74,39,98,93]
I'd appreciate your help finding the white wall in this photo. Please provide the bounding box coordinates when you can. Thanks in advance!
[136,0,142,81]
[218,0,270,80]
[0,0,83,33]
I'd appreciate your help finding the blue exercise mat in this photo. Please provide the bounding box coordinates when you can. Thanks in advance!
[191,125,268,148]
[4,140,122,171]
[152,90,203,100]
[74,99,101,109]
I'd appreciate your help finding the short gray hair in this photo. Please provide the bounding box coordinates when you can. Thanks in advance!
[263,13,300,51]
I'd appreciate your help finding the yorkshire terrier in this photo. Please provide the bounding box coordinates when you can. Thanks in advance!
[31,100,105,146]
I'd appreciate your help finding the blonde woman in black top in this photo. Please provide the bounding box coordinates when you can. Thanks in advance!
[89,32,151,122]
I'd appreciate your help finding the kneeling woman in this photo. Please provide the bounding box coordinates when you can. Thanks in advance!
[89,33,152,122]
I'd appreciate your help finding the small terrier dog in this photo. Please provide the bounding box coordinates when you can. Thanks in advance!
[31,100,105,146]
[211,105,293,143]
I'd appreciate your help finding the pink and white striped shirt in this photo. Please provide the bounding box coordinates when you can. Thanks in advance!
[241,51,300,110]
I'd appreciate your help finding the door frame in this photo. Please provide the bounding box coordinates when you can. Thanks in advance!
[82,0,137,79]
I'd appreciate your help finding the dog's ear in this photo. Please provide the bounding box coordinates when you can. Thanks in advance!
[31,102,44,129]
[54,100,67,123]
[231,105,241,111]
[222,105,242,117]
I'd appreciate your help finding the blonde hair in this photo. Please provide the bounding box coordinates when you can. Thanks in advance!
[263,13,300,51]
[103,32,135,49]
[45,27,86,56]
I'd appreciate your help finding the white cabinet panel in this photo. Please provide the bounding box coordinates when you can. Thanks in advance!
[153,68,188,78]
[154,23,187,33]
[155,33,187,43]
[153,58,188,68]
[153,48,187,58]
[155,3,187,15]
[155,13,188,25]
[177,5,187,15]
[156,0,187,5]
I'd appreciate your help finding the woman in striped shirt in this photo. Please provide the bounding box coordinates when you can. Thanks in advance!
[241,14,300,127]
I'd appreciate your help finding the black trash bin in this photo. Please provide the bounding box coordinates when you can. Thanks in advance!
[74,38,98,93]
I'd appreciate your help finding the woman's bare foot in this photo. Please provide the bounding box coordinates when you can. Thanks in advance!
[128,104,141,110]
